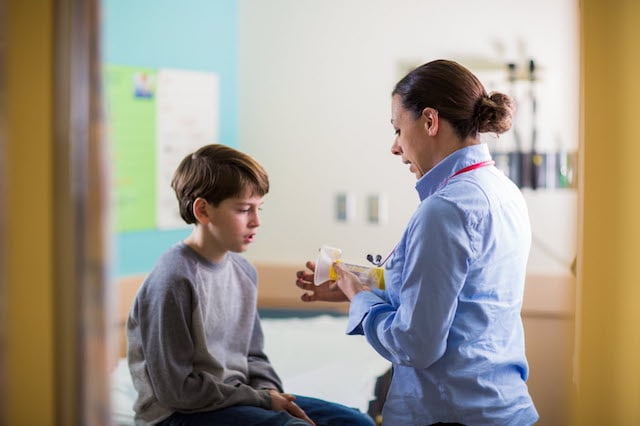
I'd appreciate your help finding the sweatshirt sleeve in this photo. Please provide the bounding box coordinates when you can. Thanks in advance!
[127,275,273,413]
[246,314,284,391]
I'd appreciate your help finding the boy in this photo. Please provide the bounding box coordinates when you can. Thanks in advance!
[126,144,375,426]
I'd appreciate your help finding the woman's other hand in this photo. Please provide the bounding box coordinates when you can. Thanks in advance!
[269,390,316,425]
[295,261,349,303]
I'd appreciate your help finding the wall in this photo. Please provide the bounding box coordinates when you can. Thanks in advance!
[102,0,239,276]
[102,0,239,146]
[237,0,579,278]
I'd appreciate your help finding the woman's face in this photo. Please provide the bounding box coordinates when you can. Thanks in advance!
[390,94,434,179]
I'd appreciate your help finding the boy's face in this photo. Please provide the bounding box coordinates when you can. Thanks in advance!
[204,191,264,254]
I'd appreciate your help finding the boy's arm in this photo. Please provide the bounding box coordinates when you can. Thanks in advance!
[247,314,284,391]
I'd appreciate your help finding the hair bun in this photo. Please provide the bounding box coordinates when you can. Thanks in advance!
[476,92,514,135]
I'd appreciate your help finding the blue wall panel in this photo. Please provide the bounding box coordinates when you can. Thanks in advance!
[102,0,238,276]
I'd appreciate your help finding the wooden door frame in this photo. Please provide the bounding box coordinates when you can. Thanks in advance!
[53,0,111,424]
[0,0,7,424]
[0,0,109,422]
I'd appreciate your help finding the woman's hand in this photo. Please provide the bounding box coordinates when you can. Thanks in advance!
[295,261,349,303]
[333,262,368,300]
[269,390,315,425]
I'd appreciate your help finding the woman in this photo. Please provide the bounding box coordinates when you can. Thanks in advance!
[296,59,539,425]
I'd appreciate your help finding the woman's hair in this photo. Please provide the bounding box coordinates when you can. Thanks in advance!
[392,59,514,140]
[171,144,269,224]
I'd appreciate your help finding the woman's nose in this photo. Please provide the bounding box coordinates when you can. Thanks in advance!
[391,139,402,156]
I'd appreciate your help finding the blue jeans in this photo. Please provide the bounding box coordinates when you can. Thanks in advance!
[157,395,376,426]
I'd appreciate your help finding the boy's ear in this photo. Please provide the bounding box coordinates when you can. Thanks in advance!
[192,197,211,224]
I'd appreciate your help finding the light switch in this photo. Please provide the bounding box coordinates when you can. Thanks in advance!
[366,193,387,225]
[335,192,355,223]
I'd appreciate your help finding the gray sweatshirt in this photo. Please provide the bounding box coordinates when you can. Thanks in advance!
[126,242,283,425]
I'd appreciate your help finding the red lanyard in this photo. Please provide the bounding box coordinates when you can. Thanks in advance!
[442,160,495,186]
[450,160,495,178]
[370,160,495,268]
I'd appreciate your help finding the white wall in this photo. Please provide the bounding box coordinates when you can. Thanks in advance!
[238,0,579,277]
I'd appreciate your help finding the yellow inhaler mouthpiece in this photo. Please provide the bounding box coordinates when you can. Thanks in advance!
[328,260,340,281]
[314,245,385,289]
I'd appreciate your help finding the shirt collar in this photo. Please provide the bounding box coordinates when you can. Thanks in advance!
[415,143,492,201]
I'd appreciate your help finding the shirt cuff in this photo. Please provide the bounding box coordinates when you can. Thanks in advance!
[371,287,387,300]
[346,290,386,335]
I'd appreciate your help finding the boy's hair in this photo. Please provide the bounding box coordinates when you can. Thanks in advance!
[171,144,269,224]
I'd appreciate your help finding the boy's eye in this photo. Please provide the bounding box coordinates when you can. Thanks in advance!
[239,206,262,213]
[394,128,400,136]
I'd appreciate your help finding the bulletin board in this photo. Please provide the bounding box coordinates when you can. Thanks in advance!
[105,65,220,232]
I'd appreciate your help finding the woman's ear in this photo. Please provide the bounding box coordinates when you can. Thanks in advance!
[422,107,439,136]
[192,197,211,224]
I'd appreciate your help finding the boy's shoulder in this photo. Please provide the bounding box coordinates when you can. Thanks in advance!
[151,242,195,276]
[140,244,259,292]
[137,243,194,293]
[150,244,258,282]
[227,252,258,283]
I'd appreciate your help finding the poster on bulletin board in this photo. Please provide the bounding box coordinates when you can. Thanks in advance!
[105,65,219,232]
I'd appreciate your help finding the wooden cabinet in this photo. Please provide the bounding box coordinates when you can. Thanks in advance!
[522,275,575,426]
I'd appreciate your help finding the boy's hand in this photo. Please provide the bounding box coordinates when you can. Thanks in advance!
[295,261,349,303]
[269,390,315,425]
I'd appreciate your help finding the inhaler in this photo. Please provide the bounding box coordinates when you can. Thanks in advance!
[313,245,385,289]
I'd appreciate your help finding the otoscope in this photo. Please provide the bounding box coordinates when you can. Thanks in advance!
[529,59,542,190]
[507,62,524,188]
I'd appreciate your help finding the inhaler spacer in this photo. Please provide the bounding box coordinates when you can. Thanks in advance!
[313,245,385,289]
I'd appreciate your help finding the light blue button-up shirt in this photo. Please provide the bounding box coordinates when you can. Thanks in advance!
[347,144,539,425]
